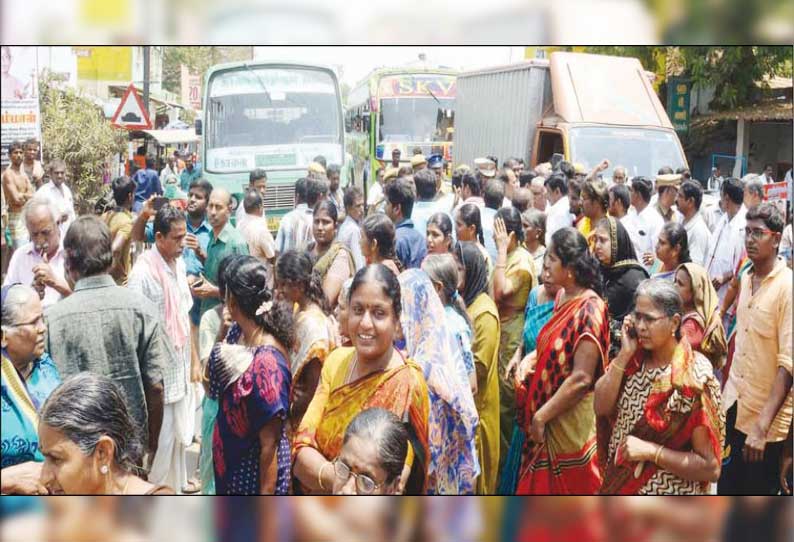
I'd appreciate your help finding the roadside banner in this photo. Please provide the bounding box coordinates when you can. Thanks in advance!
[763,181,788,216]
[1,46,41,169]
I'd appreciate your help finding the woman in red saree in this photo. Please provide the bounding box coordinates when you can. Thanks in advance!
[595,278,724,495]
[508,227,609,494]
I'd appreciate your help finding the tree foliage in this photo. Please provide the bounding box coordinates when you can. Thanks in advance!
[583,46,792,110]
[39,72,128,214]
[680,46,791,110]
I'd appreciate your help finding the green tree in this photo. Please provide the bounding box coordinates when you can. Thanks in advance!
[680,46,791,110]
[39,73,128,214]
[583,46,792,110]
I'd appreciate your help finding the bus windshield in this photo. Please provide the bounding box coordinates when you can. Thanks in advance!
[378,96,453,143]
[568,126,686,179]
[206,67,341,158]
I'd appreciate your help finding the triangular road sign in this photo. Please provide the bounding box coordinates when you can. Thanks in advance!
[111,83,152,130]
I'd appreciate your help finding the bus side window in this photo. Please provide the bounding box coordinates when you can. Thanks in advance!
[537,130,563,164]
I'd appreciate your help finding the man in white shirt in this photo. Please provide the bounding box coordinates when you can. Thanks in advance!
[760,163,776,184]
[235,169,268,227]
[544,173,572,246]
[454,170,486,212]
[159,155,179,185]
[496,168,518,208]
[676,180,712,267]
[704,177,747,303]
[530,176,548,212]
[653,173,683,224]
[3,195,72,308]
[127,205,194,493]
[36,159,75,235]
[742,175,765,211]
[275,177,323,254]
[625,176,663,268]
[411,169,445,238]
[337,186,366,271]
[237,189,276,286]
[326,163,346,223]
[482,179,505,262]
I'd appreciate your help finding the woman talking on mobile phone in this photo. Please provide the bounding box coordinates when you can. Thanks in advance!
[595,279,725,495]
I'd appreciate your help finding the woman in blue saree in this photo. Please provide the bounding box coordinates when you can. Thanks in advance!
[1,284,61,494]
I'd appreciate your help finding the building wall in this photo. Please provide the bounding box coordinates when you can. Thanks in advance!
[748,121,793,176]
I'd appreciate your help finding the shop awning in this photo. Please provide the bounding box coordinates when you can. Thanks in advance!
[141,129,200,145]
[692,100,793,126]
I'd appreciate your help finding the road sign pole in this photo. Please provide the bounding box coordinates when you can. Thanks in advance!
[143,46,151,125]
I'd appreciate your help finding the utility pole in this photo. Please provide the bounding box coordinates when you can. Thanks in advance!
[143,46,151,124]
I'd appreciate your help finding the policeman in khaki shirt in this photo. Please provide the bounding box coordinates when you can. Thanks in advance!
[719,203,793,495]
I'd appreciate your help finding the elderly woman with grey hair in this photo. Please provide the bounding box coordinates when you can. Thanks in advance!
[521,208,547,277]
[595,279,725,494]
[332,408,410,495]
[37,372,174,494]
[1,284,61,494]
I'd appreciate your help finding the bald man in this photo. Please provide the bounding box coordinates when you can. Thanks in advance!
[192,187,249,316]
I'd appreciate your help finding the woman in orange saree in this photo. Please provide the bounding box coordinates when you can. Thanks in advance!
[509,228,609,494]
[293,264,430,494]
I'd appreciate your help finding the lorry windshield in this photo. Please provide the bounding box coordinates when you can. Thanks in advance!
[207,67,341,150]
[378,96,454,143]
[568,126,686,179]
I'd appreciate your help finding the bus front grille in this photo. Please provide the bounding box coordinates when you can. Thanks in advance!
[264,184,296,211]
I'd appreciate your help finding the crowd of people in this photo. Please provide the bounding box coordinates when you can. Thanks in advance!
[1,140,792,496]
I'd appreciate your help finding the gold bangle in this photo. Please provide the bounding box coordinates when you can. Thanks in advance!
[654,444,664,466]
[612,363,626,374]
[318,461,332,491]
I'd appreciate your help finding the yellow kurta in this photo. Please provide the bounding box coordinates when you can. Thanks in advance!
[494,246,536,469]
[468,292,501,494]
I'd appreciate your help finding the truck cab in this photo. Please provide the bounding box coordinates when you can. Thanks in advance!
[531,52,688,178]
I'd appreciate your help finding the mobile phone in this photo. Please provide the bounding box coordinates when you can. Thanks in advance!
[626,321,638,339]
[191,276,205,289]
[152,196,169,211]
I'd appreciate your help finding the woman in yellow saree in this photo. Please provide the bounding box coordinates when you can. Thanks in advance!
[492,208,536,468]
[293,264,430,494]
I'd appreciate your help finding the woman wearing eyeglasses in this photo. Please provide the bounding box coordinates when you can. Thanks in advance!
[595,279,725,494]
[1,284,61,495]
[332,408,409,495]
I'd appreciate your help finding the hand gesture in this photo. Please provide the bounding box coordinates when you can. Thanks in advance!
[184,232,199,252]
[619,314,639,360]
[141,195,158,220]
[32,252,57,288]
[493,217,513,253]
[619,435,655,464]
[529,413,546,444]
[781,448,793,494]
[597,159,610,172]
[515,350,538,386]
[743,422,767,463]
[642,252,655,267]
[2,461,48,495]
[191,280,216,299]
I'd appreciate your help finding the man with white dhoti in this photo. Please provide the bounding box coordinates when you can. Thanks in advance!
[128,204,195,493]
